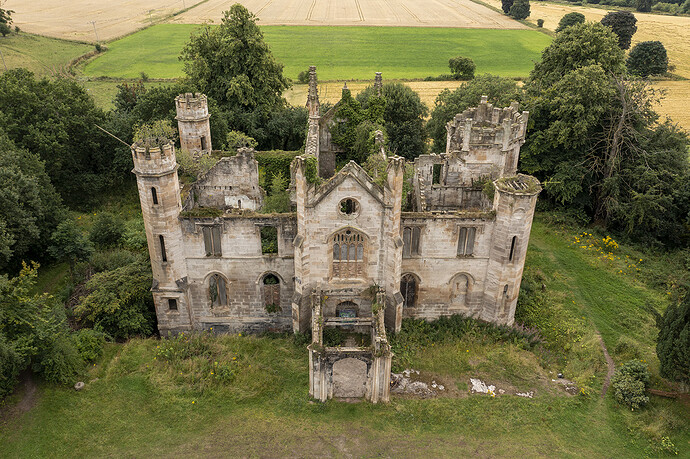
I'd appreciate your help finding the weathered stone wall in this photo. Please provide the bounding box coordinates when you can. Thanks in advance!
[176,93,212,153]
[189,149,264,211]
[400,213,494,320]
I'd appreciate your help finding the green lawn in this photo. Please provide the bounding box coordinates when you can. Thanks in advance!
[83,24,551,80]
[2,218,688,457]
[0,33,92,77]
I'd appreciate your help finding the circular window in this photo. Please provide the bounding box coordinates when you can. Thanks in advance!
[339,198,359,215]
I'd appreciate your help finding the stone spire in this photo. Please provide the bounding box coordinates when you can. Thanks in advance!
[306,66,320,117]
[374,72,383,97]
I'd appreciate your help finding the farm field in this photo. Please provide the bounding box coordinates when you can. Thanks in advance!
[5,0,524,42]
[172,0,525,29]
[1,218,688,457]
[82,24,552,80]
[0,33,92,77]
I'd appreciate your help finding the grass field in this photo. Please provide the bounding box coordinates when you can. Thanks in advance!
[1,217,688,457]
[0,33,92,77]
[83,24,552,80]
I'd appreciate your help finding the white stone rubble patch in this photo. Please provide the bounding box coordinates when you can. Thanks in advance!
[391,369,444,397]
[516,391,534,398]
[470,377,535,398]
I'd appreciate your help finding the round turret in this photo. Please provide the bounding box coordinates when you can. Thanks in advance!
[175,93,212,153]
[131,142,177,177]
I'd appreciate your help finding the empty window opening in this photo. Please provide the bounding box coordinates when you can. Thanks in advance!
[200,136,208,151]
[209,274,228,307]
[340,198,358,215]
[332,229,365,278]
[168,298,178,311]
[202,226,222,256]
[336,301,358,318]
[509,236,517,261]
[261,226,278,254]
[151,187,158,205]
[432,164,442,185]
[503,284,509,296]
[159,235,167,262]
[403,227,421,258]
[400,274,418,308]
[451,274,470,306]
[263,274,281,313]
[238,199,242,209]
[457,227,476,256]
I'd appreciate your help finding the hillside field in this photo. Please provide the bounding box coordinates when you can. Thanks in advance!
[0,33,92,77]
[82,24,552,80]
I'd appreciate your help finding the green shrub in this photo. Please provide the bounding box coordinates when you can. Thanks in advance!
[537,19,544,27]
[556,12,585,32]
[297,70,310,84]
[74,329,107,362]
[262,172,291,213]
[509,0,531,20]
[225,130,258,151]
[448,56,476,80]
[121,219,147,251]
[651,2,678,13]
[636,0,652,12]
[90,248,138,272]
[0,335,23,397]
[681,0,690,14]
[34,334,84,385]
[90,212,125,248]
[611,360,650,410]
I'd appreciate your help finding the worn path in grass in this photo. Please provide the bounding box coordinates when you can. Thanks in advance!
[82,24,551,80]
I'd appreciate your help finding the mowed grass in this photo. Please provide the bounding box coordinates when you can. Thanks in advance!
[0,33,92,77]
[83,24,551,80]
[2,218,688,457]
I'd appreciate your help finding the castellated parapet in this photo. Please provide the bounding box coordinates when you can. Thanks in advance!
[175,93,212,153]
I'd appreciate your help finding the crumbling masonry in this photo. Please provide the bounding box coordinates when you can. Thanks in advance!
[132,70,540,402]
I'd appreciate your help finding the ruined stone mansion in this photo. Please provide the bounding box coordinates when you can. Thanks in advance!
[132,68,540,402]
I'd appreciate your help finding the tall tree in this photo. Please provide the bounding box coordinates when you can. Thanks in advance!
[657,294,690,386]
[601,11,638,50]
[180,4,289,112]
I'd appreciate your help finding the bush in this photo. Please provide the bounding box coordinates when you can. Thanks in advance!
[34,334,84,385]
[656,295,689,386]
[121,219,147,251]
[0,335,23,397]
[448,56,476,80]
[73,329,107,362]
[90,212,125,248]
[681,0,690,14]
[297,70,309,84]
[627,41,669,77]
[0,23,10,37]
[652,2,679,13]
[537,19,544,27]
[90,248,138,272]
[509,0,531,20]
[636,0,653,12]
[262,172,291,213]
[225,130,258,151]
[611,360,650,410]
[556,12,585,32]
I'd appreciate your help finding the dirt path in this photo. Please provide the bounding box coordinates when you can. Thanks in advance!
[0,371,39,425]
[597,333,615,398]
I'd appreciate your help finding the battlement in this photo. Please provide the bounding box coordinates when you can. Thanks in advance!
[175,93,209,120]
[446,96,528,153]
[494,174,542,196]
[131,142,177,176]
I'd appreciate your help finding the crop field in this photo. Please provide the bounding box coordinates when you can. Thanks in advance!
[172,0,525,29]
[83,24,552,80]
[6,0,524,42]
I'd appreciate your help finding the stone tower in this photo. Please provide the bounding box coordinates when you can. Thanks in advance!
[131,141,191,334]
[175,93,212,154]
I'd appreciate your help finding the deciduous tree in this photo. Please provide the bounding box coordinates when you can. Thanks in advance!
[627,41,668,77]
[601,11,637,50]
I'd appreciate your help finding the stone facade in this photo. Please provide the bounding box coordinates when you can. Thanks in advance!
[176,93,212,154]
[133,83,540,402]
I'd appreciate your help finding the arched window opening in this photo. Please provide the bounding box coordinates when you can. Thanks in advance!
[336,301,358,318]
[332,229,365,278]
[457,227,476,256]
[451,274,470,307]
[403,226,421,257]
[503,284,509,296]
[151,187,158,205]
[509,236,517,262]
[209,274,228,307]
[400,274,418,308]
[159,235,167,262]
[263,274,280,313]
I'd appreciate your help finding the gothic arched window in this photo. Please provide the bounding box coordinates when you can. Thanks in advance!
[209,274,227,307]
[450,273,471,307]
[332,229,365,278]
[400,274,418,308]
[262,273,280,312]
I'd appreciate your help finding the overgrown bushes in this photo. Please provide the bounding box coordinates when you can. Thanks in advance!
[611,360,650,410]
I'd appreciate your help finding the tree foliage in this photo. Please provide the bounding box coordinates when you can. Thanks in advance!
[601,11,638,50]
[180,4,289,112]
[509,0,530,20]
[502,0,514,13]
[356,82,428,160]
[0,131,65,272]
[428,74,522,152]
[0,70,127,206]
[556,12,585,32]
[627,41,668,77]
[448,56,476,80]
[48,220,93,275]
[74,257,156,341]
[656,294,690,386]
[0,8,12,36]
[611,360,650,410]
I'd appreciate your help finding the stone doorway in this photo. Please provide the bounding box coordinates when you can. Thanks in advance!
[332,358,367,398]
